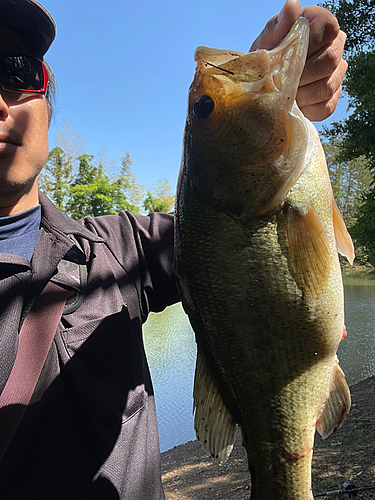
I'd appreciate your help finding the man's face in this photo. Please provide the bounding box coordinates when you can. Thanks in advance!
[0,28,49,202]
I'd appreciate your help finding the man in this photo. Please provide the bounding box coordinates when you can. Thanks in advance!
[0,0,347,498]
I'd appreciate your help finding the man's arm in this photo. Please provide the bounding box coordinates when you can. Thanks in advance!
[250,0,347,121]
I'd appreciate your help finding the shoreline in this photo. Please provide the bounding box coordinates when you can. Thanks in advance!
[161,375,375,500]
[342,264,375,281]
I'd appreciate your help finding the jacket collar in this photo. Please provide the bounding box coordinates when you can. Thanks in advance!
[39,192,104,244]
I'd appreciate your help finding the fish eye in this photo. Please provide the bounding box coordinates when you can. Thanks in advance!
[193,95,215,120]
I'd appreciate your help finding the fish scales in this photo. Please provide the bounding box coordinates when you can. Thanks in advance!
[177,176,341,494]
[175,18,354,500]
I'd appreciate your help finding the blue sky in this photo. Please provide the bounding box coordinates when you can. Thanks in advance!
[42,0,349,193]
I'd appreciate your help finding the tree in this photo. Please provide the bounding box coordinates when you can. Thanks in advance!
[323,136,372,264]
[323,0,375,54]
[322,0,375,263]
[322,0,375,166]
[66,154,136,219]
[119,153,145,214]
[324,52,375,168]
[143,180,175,213]
[350,185,375,265]
[42,122,176,218]
[143,192,171,213]
[323,137,372,228]
[39,147,73,211]
[54,118,87,171]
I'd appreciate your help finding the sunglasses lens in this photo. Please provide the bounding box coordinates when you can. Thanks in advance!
[0,56,45,92]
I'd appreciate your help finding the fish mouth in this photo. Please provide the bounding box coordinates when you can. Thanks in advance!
[232,17,310,108]
[193,18,310,109]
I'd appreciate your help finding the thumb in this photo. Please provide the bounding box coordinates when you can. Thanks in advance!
[249,0,302,51]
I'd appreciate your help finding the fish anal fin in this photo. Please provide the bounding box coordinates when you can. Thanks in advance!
[193,351,237,464]
[285,204,331,299]
[332,195,355,265]
[316,359,351,439]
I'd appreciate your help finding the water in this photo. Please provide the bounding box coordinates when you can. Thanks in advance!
[143,281,375,452]
[143,303,197,452]
[339,279,375,384]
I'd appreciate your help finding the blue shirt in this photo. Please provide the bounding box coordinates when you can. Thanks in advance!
[0,205,41,260]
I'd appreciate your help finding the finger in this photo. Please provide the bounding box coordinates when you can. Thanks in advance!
[299,31,347,86]
[297,58,348,109]
[249,0,301,51]
[298,85,342,122]
[300,5,340,57]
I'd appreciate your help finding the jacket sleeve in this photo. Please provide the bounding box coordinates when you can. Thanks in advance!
[81,211,180,321]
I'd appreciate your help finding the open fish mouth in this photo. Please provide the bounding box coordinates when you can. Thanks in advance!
[193,17,309,109]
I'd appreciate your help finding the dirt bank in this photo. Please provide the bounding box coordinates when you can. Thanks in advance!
[161,376,375,499]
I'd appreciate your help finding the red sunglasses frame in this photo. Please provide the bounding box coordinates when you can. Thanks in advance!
[0,56,49,94]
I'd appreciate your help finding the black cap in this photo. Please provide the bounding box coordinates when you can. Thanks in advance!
[0,0,56,58]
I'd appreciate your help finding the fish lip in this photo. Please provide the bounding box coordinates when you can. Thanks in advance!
[267,17,310,101]
[272,17,310,53]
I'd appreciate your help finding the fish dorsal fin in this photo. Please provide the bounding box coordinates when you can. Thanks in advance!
[316,357,351,439]
[332,195,355,265]
[285,204,331,299]
[193,350,237,464]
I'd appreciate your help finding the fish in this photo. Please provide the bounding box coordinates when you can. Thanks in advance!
[174,17,355,500]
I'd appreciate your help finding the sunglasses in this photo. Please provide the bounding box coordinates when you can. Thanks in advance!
[0,55,48,94]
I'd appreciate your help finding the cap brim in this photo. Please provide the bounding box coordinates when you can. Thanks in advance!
[0,0,56,58]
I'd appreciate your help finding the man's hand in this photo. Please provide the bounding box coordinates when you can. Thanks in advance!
[250,0,347,121]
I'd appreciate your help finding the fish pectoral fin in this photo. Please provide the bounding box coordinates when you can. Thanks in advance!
[193,350,237,464]
[257,111,308,216]
[316,359,351,439]
[285,204,331,298]
[332,195,355,265]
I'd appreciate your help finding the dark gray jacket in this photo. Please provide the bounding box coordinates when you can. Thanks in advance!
[0,193,180,499]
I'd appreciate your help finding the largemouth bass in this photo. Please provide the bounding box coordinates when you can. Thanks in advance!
[174,17,354,500]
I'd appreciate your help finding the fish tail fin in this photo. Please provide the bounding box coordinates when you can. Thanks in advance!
[316,358,351,439]
[193,350,237,464]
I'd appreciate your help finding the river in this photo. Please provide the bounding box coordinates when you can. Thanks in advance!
[143,279,375,452]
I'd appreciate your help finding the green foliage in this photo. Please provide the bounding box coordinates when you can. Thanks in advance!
[343,51,375,165]
[321,0,375,264]
[73,154,98,186]
[54,118,87,168]
[323,137,372,228]
[323,136,372,265]
[66,154,135,220]
[144,192,171,213]
[120,153,145,215]
[351,184,375,265]
[39,147,73,212]
[324,51,375,168]
[39,125,175,219]
[321,0,375,166]
[143,180,175,213]
[323,0,375,54]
